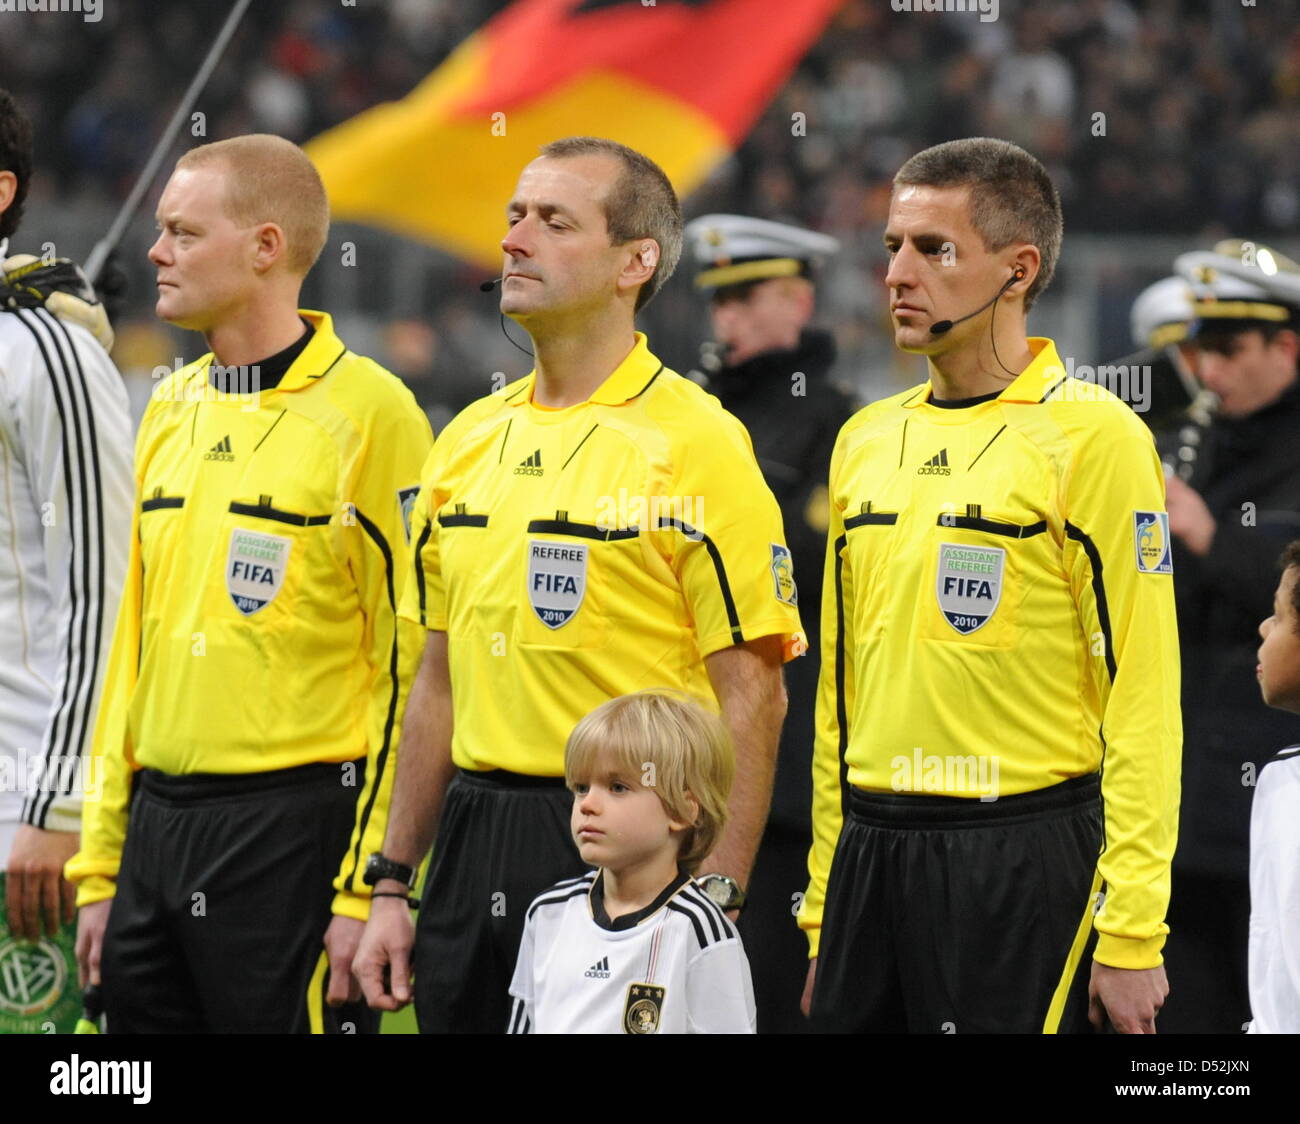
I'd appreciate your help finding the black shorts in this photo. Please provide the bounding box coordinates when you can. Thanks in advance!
[101,761,378,1034]
[737,821,813,1034]
[811,774,1103,1034]
[413,769,589,1034]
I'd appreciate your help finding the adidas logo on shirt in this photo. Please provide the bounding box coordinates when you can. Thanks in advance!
[514,449,543,476]
[204,435,234,462]
[584,956,611,979]
[917,448,950,476]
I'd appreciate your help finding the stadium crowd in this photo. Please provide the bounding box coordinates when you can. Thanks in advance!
[2,0,1299,417]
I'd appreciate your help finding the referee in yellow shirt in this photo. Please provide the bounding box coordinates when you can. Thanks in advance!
[354,137,803,1033]
[800,138,1181,1034]
[66,136,432,1032]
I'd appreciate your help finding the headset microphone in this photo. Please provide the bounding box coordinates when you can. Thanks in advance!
[478,275,534,357]
[929,268,1025,336]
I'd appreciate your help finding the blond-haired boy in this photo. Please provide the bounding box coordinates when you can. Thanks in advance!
[508,689,756,1033]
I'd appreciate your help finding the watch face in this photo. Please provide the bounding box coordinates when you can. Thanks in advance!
[702,877,731,908]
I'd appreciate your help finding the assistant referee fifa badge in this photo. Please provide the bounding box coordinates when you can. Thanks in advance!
[226,527,291,615]
[936,543,1005,634]
[624,984,665,1034]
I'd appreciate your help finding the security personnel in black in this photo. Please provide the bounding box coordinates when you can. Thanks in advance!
[685,214,856,1033]
[1158,241,1300,1033]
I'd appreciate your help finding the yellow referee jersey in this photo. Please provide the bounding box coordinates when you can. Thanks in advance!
[398,331,804,775]
[800,338,1181,969]
[66,311,433,918]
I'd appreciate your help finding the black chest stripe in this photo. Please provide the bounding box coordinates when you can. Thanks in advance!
[497,417,513,464]
[141,495,185,513]
[253,409,288,452]
[833,532,850,814]
[228,500,331,526]
[526,518,637,542]
[561,424,598,471]
[1065,521,1116,681]
[936,513,1046,538]
[845,504,898,530]
[438,511,489,528]
[413,519,434,625]
[968,424,1007,470]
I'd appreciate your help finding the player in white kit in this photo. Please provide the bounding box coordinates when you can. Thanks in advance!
[1248,541,1300,1033]
[0,87,132,1033]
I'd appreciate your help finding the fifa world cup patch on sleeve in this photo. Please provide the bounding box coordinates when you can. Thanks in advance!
[1134,511,1173,574]
[227,528,291,615]
[397,485,421,543]
[770,543,798,605]
[936,543,1004,634]
[624,983,665,1034]
[527,539,588,628]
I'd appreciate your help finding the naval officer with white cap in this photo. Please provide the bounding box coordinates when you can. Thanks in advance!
[1158,240,1300,1033]
[684,213,856,1033]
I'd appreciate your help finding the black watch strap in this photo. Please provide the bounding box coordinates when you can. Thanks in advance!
[363,853,416,890]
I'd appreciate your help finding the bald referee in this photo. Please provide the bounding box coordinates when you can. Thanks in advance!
[66,135,432,1032]
[354,137,802,1033]
[800,138,1181,1034]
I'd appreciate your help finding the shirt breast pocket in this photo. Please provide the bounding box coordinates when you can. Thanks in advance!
[918,507,1048,650]
[138,490,187,612]
[842,505,901,643]
[513,518,621,651]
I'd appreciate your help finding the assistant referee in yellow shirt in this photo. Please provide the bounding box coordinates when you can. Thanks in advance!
[354,137,803,1033]
[66,136,432,1032]
[800,138,1181,1034]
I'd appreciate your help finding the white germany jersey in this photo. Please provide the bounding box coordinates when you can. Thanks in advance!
[508,869,756,1034]
[0,293,132,859]
[1248,745,1300,1034]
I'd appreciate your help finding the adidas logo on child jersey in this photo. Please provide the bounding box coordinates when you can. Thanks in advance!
[584,956,611,979]
[204,435,234,462]
[514,449,543,476]
[917,448,950,475]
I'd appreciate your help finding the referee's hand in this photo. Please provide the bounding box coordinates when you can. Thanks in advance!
[324,915,366,1006]
[800,959,817,1019]
[75,899,111,990]
[354,894,416,1011]
[1088,962,1168,1033]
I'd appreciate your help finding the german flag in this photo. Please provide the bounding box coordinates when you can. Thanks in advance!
[305,0,842,268]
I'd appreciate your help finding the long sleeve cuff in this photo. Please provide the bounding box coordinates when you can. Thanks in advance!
[805,929,820,958]
[72,874,116,908]
[1093,929,1166,970]
[331,890,372,923]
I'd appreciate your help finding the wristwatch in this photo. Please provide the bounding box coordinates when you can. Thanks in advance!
[363,853,416,890]
[697,873,746,912]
